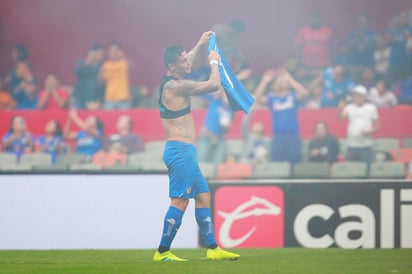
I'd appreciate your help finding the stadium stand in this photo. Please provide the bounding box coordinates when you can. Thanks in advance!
[330,162,368,179]
[253,162,291,179]
[215,162,253,180]
[293,162,330,179]
[369,162,405,179]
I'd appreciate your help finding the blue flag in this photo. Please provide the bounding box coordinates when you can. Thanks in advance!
[208,34,255,114]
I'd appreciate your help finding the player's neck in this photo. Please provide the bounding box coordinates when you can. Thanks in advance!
[167,71,183,80]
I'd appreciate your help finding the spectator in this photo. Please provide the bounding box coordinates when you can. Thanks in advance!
[37,74,69,109]
[198,90,233,164]
[63,110,103,157]
[368,78,397,108]
[12,78,38,109]
[73,44,105,109]
[2,116,34,159]
[213,19,247,72]
[359,67,376,90]
[310,64,355,107]
[35,119,65,163]
[103,115,144,154]
[374,34,391,77]
[386,11,412,82]
[0,78,16,110]
[340,85,380,166]
[308,121,339,164]
[5,45,33,92]
[295,13,334,69]
[100,43,131,109]
[255,69,308,165]
[345,14,376,71]
[396,72,412,105]
[306,85,323,109]
[243,122,270,164]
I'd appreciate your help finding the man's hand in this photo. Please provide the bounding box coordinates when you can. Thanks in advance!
[208,51,221,64]
[262,70,276,83]
[198,31,214,46]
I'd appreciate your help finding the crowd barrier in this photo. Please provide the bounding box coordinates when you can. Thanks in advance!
[0,174,410,249]
[1,106,412,141]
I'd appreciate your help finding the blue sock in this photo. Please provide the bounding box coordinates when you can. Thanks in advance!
[158,206,184,252]
[195,208,217,248]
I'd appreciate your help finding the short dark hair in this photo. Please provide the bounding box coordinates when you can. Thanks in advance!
[163,45,184,69]
[92,43,104,50]
[15,45,29,61]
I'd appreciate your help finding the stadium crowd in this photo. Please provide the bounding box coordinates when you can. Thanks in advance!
[1,10,412,179]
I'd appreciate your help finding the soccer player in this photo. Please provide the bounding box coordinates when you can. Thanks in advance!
[153,31,240,262]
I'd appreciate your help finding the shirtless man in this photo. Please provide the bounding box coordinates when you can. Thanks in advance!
[153,31,240,262]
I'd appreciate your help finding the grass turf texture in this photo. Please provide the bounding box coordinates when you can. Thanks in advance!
[0,249,411,274]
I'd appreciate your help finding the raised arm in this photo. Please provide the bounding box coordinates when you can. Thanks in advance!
[254,70,274,105]
[187,31,214,63]
[284,72,309,101]
[172,51,221,96]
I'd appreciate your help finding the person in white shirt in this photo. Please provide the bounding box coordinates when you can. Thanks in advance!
[368,78,397,108]
[340,85,380,166]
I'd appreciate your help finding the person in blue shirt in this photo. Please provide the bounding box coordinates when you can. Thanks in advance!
[386,11,412,82]
[63,109,103,157]
[35,119,65,163]
[345,14,376,69]
[2,116,34,161]
[197,90,233,164]
[12,78,38,109]
[255,69,308,165]
[310,64,355,107]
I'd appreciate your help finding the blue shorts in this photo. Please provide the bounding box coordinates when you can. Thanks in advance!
[163,141,209,199]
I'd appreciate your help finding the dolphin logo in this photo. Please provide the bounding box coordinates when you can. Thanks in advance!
[218,196,281,248]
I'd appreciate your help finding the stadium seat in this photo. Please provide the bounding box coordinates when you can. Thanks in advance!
[145,141,166,153]
[20,153,52,165]
[32,164,69,172]
[253,162,291,179]
[106,164,139,172]
[92,152,127,168]
[136,161,167,172]
[403,138,412,148]
[198,162,217,179]
[225,139,244,158]
[128,152,163,166]
[0,163,32,171]
[56,154,90,165]
[301,139,312,162]
[338,139,348,157]
[390,148,412,164]
[293,162,330,179]
[0,153,17,164]
[215,162,253,180]
[373,138,400,152]
[369,162,405,179]
[330,162,368,179]
[69,163,102,171]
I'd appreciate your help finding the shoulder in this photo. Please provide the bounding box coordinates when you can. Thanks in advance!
[3,132,12,139]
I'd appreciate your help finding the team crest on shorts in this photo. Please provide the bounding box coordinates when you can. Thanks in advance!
[186,186,192,195]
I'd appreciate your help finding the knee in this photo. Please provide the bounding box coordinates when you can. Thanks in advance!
[171,198,189,211]
[195,192,211,208]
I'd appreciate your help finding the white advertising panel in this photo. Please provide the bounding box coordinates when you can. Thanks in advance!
[0,175,198,249]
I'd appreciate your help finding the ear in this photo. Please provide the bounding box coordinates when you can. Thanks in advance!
[167,63,176,71]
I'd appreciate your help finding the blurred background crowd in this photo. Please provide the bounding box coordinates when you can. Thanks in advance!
[1,2,412,179]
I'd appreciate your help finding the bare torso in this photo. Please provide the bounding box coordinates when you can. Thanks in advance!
[160,81,197,144]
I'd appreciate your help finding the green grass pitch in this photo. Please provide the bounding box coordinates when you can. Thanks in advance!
[0,248,411,274]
